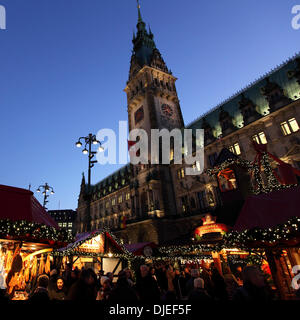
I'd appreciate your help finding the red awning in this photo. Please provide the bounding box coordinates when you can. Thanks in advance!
[234,186,300,232]
[0,184,58,228]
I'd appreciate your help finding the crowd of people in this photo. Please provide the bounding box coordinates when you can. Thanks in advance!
[21,261,282,302]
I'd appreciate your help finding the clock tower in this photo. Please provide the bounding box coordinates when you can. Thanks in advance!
[123,2,184,220]
[124,3,184,137]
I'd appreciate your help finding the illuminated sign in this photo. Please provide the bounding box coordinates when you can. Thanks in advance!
[194,214,228,239]
[78,234,105,253]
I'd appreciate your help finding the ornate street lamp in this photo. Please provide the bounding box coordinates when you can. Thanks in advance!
[75,133,104,191]
[36,183,55,209]
[75,133,104,232]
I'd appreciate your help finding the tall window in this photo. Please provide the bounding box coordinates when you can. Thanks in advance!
[125,192,130,201]
[252,132,267,144]
[177,168,185,179]
[281,118,299,136]
[118,195,123,204]
[111,198,116,206]
[229,143,241,155]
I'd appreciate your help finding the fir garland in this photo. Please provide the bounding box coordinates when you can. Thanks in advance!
[52,227,134,260]
[0,219,73,244]
[224,216,300,248]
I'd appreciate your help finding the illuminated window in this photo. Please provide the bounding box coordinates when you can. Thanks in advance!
[118,195,123,203]
[112,198,116,206]
[281,118,299,136]
[177,168,185,179]
[252,132,267,145]
[62,223,67,227]
[289,118,299,132]
[126,192,130,200]
[105,202,109,209]
[170,148,174,161]
[229,143,241,155]
[68,223,72,227]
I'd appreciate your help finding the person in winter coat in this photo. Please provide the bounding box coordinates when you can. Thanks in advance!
[108,271,138,302]
[136,265,160,302]
[48,269,58,292]
[29,275,50,301]
[66,269,97,301]
[185,269,200,296]
[49,277,67,301]
[211,267,228,301]
[233,266,273,301]
[188,278,212,301]
[223,266,240,300]
[96,276,112,301]
[166,265,175,293]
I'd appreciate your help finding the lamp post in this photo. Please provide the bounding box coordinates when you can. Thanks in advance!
[36,183,55,209]
[75,133,104,191]
[75,133,104,231]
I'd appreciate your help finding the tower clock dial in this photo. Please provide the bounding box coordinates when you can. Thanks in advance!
[161,104,174,117]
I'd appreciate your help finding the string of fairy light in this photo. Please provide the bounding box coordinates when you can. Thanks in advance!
[205,153,298,195]
[0,219,73,243]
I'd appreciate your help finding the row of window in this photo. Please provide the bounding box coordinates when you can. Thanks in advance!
[181,189,218,213]
[177,161,202,179]
[94,192,131,211]
[206,118,299,166]
[58,222,73,228]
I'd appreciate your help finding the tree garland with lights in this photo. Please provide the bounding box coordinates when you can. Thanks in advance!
[205,141,300,195]
[0,219,73,244]
[224,216,300,248]
[52,227,134,260]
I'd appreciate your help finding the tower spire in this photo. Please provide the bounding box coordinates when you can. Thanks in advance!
[137,0,142,22]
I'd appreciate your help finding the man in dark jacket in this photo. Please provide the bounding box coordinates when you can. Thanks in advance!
[136,265,160,302]
[66,269,97,301]
[108,271,138,302]
[233,265,273,301]
[29,275,50,301]
[188,278,212,301]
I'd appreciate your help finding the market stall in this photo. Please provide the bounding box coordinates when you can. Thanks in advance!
[0,185,71,299]
[228,186,300,300]
[54,229,134,276]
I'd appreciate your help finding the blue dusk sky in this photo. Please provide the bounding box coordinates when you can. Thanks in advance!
[0,0,299,210]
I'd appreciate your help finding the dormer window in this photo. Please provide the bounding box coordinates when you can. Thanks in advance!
[229,143,241,155]
[252,132,267,144]
[281,118,300,136]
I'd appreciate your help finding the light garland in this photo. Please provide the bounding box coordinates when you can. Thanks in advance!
[0,219,73,244]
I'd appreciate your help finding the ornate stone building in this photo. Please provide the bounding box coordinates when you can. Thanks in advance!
[76,6,300,244]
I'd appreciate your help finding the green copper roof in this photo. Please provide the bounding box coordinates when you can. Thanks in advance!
[90,164,131,194]
[132,3,156,67]
[187,53,300,139]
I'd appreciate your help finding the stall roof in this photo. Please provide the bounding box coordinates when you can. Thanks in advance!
[57,229,129,255]
[0,184,58,228]
[124,242,157,255]
[234,186,300,232]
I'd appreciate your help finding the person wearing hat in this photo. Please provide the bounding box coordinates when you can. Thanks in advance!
[188,278,212,301]
[185,269,200,296]
[96,276,111,300]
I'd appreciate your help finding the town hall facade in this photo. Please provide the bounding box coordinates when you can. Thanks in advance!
[75,6,300,245]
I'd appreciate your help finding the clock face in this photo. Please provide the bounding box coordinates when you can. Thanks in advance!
[161,104,174,117]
